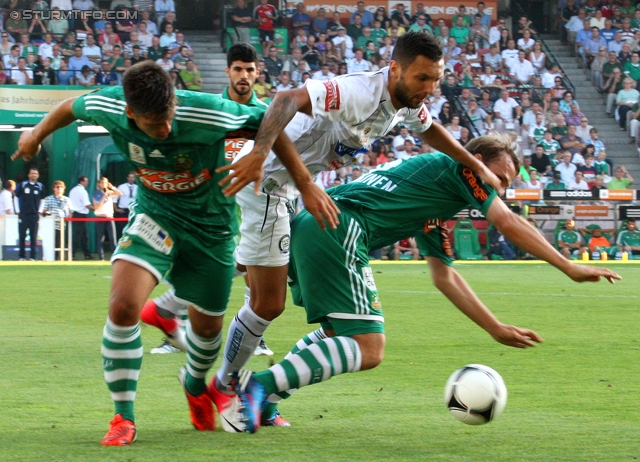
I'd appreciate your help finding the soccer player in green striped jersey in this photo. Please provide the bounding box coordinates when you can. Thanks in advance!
[233,134,622,433]
[11,61,339,445]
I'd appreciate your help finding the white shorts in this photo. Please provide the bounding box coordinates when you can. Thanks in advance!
[234,184,292,267]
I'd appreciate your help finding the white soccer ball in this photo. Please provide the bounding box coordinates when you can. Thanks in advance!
[444,364,507,425]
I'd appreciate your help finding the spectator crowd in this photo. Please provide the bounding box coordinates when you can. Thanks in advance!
[229,0,636,193]
[0,0,201,90]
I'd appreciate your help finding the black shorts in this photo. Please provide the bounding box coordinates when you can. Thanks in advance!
[258,29,273,42]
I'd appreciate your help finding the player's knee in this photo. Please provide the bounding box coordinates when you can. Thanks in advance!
[108,294,141,325]
[360,348,384,370]
[191,322,222,339]
[251,296,286,320]
[354,333,385,371]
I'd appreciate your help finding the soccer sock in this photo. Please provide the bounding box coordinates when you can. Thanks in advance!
[102,318,143,423]
[262,328,327,419]
[154,289,188,322]
[216,301,271,389]
[184,323,222,396]
[254,336,362,397]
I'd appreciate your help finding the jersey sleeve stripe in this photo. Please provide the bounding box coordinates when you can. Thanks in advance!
[86,105,125,115]
[84,95,127,106]
[84,100,127,111]
[176,106,252,120]
[175,110,250,124]
[174,116,249,128]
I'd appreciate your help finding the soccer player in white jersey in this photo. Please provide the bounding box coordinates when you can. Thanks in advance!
[144,32,505,432]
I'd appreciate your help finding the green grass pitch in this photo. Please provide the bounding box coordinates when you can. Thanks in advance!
[1,262,639,461]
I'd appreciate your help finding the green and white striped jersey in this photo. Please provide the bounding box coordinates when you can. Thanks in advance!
[72,86,265,235]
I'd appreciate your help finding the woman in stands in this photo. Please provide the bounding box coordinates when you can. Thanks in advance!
[498,27,511,51]
[322,40,342,67]
[446,114,463,140]
[552,77,567,99]
[374,7,390,30]
[528,41,546,73]
[464,41,482,69]
[439,102,454,126]
[559,90,580,114]
[480,63,497,85]
[517,29,536,53]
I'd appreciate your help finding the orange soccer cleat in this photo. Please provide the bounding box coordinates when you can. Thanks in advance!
[100,414,137,446]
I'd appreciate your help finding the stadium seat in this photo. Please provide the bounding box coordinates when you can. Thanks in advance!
[453,219,483,260]
[552,219,568,250]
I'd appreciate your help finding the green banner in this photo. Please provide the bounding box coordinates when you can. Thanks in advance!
[0,85,94,125]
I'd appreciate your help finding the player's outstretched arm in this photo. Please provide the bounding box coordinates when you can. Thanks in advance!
[487,198,621,283]
[11,98,78,162]
[426,256,543,348]
[418,123,505,194]
[249,88,312,160]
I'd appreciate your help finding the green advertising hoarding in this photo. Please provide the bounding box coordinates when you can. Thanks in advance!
[0,85,94,125]
[226,27,289,55]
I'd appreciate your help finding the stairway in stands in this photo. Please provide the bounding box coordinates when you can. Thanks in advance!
[186,31,229,94]
[544,35,640,180]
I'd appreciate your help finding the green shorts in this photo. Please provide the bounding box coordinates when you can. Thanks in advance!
[113,202,235,316]
[288,208,385,337]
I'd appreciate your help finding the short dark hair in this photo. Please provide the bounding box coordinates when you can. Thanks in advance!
[227,42,258,67]
[391,31,443,68]
[122,61,175,119]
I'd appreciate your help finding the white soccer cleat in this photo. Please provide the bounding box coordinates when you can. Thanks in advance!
[208,378,247,433]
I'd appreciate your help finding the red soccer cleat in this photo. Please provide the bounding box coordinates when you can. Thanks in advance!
[179,367,215,431]
[100,414,137,446]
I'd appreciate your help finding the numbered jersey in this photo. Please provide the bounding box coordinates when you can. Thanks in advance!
[261,67,433,200]
[72,86,265,236]
[328,154,498,264]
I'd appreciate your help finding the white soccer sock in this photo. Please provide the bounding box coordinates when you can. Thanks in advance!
[154,289,188,320]
[216,301,270,389]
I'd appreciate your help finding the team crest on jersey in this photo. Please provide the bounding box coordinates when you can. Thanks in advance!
[173,153,193,171]
[128,143,146,163]
[279,234,290,254]
[118,235,132,249]
[364,126,372,135]
[323,80,341,111]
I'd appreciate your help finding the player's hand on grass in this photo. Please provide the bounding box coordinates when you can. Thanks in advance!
[11,129,41,162]
[216,150,269,197]
[297,182,340,230]
[490,323,543,349]
[566,264,622,284]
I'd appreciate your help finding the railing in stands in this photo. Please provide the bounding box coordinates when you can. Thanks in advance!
[510,0,576,96]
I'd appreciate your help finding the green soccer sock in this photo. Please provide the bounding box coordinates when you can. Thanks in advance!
[254,335,362,397]
[261,328,328,419]
[184,323,222,396]
[102,318,143,423]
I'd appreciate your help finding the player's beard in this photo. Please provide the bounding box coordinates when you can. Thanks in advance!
[232,79,252,96]
[394,74,424,109]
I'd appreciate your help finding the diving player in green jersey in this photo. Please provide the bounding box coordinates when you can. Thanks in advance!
[233,133,622,433]
[11,61,339,445]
